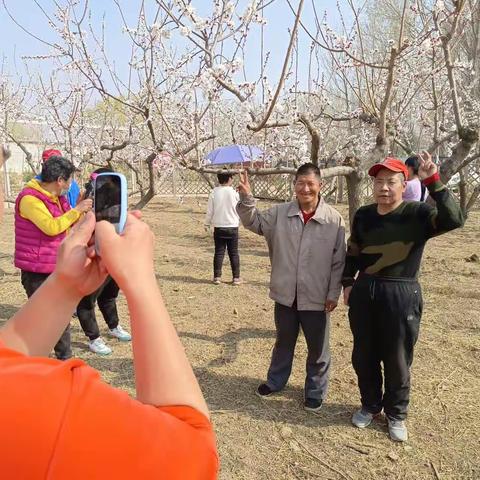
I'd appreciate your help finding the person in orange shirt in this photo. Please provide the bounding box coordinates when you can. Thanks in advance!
[0,145,219,479]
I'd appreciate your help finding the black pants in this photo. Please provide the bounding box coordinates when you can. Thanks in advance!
[213,227,240,279]
[266,302,330,400]
[77,277,120,341]
[20,270,72,360]
[348,275,423,420]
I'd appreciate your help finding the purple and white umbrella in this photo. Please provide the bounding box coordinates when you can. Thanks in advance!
[204,144,264,165]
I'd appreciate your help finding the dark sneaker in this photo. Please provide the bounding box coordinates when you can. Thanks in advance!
[256,383,275,397]
[304,398,323,413]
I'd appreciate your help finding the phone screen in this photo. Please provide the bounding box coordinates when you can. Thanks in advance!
[94,174,121,223]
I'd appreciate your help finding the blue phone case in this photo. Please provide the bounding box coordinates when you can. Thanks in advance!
[94,172,128,256]
[93,172,128,233]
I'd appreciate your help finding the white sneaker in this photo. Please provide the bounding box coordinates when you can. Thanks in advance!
[109,325,131,342]
[387,417,408,442]
[89,337,112,355]
[352,407,381,428]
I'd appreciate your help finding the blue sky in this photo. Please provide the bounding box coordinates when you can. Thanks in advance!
[1,0,351,91]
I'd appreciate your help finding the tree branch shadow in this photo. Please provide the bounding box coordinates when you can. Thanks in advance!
[81,355,360,429]
[179,327,276,367]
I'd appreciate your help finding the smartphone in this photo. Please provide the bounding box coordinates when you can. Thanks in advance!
[93,172,128,234]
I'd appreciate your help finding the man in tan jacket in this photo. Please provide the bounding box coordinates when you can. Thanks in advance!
[237,163,346,412]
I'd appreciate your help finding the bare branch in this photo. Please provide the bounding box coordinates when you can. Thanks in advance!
[5,131,36,173]
[248,0,305,132]
[178,134,216,158]
[298,114,320,165]
[435,1,467,130]
[188,165,355,179]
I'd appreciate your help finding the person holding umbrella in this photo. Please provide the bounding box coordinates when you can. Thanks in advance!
[205,172,241,285]
[203,144,265,285]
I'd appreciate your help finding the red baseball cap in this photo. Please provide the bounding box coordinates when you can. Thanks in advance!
[368,157,409,180]
[41,149,62,162]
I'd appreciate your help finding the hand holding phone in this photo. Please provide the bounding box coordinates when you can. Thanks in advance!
[93,172,128,254]
[75,199,93,213]
[84,180,95,200]
[94,172,128,232]
[94,211,154,294]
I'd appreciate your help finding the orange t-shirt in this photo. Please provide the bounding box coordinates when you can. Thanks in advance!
[0,342,218,479]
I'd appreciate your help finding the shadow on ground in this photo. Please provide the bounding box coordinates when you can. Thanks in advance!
[180,327,275,366]
[156,274,213,285]
[198,368,361,430]
[80,354,361,429]
[241,248,269,258]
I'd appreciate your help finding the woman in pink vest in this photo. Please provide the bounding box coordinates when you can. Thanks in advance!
[14,155,92,359]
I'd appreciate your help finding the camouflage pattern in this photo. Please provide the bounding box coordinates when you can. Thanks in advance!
[342,178,464,287]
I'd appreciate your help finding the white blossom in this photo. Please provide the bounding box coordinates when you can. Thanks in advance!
[180,26,191,36]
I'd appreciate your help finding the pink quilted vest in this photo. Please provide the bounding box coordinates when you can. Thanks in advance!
[14,187,72,274]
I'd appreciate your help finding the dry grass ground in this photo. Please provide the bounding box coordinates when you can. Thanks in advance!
[1,197,479,480]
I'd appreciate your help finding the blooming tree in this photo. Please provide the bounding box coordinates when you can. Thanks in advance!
[2,0,479,217]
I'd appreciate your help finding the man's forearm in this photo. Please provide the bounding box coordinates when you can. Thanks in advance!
[424,173,465,235]
[236,194,266,235]
[341,257,359,287]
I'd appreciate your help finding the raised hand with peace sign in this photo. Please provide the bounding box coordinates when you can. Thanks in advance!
[417,150,438,180]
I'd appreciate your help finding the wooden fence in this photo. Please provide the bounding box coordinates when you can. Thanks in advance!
[154,169,367,203]
[153,162,480,207]
[3,160,478,207]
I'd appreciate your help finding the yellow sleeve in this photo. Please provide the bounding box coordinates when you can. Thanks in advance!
[19,195,81,236]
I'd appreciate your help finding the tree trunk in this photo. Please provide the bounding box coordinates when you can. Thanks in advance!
[346,170,364,228]
[133,189,155,210]
[133,152,156,210]
[459,168,467,215]
[440,128,479,183]
[465,185,480,215]
[199,172,214,188]
[337,175,344,203]
[172,168,177,197]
